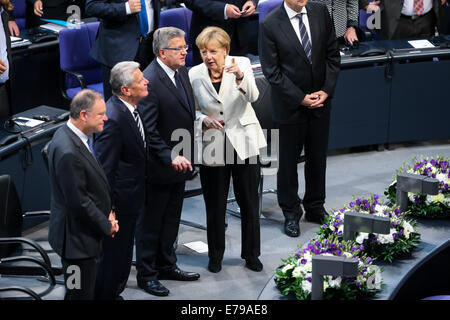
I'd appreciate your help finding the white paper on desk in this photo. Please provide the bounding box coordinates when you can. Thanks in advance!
[13,117,44,127]
[408,40,435,49]
[10,36,23,42]
[183,241,208,253]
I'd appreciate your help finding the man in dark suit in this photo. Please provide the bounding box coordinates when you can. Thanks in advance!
[48,89,119,300]
[137,26,199,297]
[0,0,12,119]
[186,0,257,65]
[93,61,148,300]
[259,0,340,237]
[379,0,446,40]
[86,0,161,100]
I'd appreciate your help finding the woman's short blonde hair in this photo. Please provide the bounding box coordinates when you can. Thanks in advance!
[195,26,231,54]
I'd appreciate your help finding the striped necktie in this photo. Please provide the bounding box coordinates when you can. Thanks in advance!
[133,109,146,147]
[297,13,312,64]
[413,0,424,16]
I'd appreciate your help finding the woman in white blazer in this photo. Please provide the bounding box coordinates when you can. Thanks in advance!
[189,27,267,273]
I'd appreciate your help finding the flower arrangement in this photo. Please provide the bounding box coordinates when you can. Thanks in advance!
[274,236,383,300]
[316,194,420,262]
[385,155,450,218]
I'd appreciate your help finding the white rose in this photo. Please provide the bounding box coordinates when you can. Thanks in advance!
[281,264,294,274]
[356,232,369,244]
[337,224,344,234]
[436,173,447,184]
[432,193,445,204]
[402,221,414,238]
[292,266,303,278]
[301,280,312,293]
[377,228,396,244]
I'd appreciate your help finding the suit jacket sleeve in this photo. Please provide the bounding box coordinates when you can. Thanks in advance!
[56,152,112,237]
[321,5,341,97]
[139,85,173,166]
[93,117,121,205]
[347,0,359,27]
[236,57,259,103]
[85,0,128,21]
[185,0,227,21]
[258,18,306,107]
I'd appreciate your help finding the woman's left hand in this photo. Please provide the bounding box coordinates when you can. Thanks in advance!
[224,58,244,80]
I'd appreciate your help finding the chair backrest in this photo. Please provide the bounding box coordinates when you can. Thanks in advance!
[159,7,193,67]
[41,140,51,172]
[258,0,283,23]
[59,22,103,90]
[358,1,379,41]
[0,175,23,258]
[11,0,26,30]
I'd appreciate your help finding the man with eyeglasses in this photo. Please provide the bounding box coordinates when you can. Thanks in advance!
[136,27,199,297]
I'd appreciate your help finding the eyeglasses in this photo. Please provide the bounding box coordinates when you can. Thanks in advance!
[163,45,189,52]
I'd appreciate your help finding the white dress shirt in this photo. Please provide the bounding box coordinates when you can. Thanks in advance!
[284,3,312,48]
[401,0,433,16]
[0,8,9,84]
[126,0,155,34]
[157,57,177,87]
[67,120,91,153]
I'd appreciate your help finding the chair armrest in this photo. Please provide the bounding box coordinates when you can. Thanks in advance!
[0,255,56,287]
[0,237,51,269]
[0,286,41,300]
[60,69,87,100]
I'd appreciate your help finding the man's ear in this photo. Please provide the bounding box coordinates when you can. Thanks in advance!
[121,85,130,97]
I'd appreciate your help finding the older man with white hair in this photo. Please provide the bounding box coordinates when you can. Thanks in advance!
[93,61,149,300]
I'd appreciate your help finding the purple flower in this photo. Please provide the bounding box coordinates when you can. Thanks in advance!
[349,202,354,208]
[366,257,372,263]
[373,194,379,200]
[359,245,364,251]
[356,199,361,205]
[306,277,312,283]
[393,233,398,239]
[300,258,307,264]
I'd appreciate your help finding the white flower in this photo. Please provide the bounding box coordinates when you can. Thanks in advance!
[328,276,342,288]
[367,265,383,290]
[432,193,445,204]
[337,224,344,234]
[408,192,415,202]
[377,228,396,244]
[374,204,388,216]
[402,220,414,238]
[292,266,303,278]
[301,280,312,293]
[356,232,369,244]
[436,173,448,184]
[281,264,294,274]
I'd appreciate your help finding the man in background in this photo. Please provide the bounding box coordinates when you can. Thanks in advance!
[48,89,119,300]
[186,0,257,65]
[259,0,340,237]
[86,0,161,100]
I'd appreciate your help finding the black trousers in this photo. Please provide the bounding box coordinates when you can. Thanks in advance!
[94,214,138,300]
[136,182,185,282]
[0,82,10,119]
[62,257,98,300]
[277,107,330,221]
[101,35,154,101]
[200,160,261,262]
[392,10,436,40]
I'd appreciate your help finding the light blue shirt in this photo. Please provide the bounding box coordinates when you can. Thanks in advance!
[0,8,10,84]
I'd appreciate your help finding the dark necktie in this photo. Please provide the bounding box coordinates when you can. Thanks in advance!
[297,13,312,64]
[87,139,97,162]
[174,71,189,107]
[133,109,146,147]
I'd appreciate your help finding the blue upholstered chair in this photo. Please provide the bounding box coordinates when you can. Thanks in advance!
[258,0,283,23]
[58,22,103,100]
[11,0,26,30]
[159,7,193,68]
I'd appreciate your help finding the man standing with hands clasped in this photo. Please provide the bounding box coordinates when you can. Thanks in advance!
[47,89,119,300]
[259,0,340,237]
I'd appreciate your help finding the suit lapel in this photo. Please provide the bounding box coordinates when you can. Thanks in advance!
[218,56,234,101]
[306,4,320,66]
[113,96,146,152]
[156,62,193,117]
[178,69,196,119]
[64,126,110,191]
[277,5,310,65]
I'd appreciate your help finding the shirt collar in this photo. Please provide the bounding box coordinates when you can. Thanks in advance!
[284,2,307,19]
[157,57,177,78]
[118,96,136,114]
[67,119,89,146]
